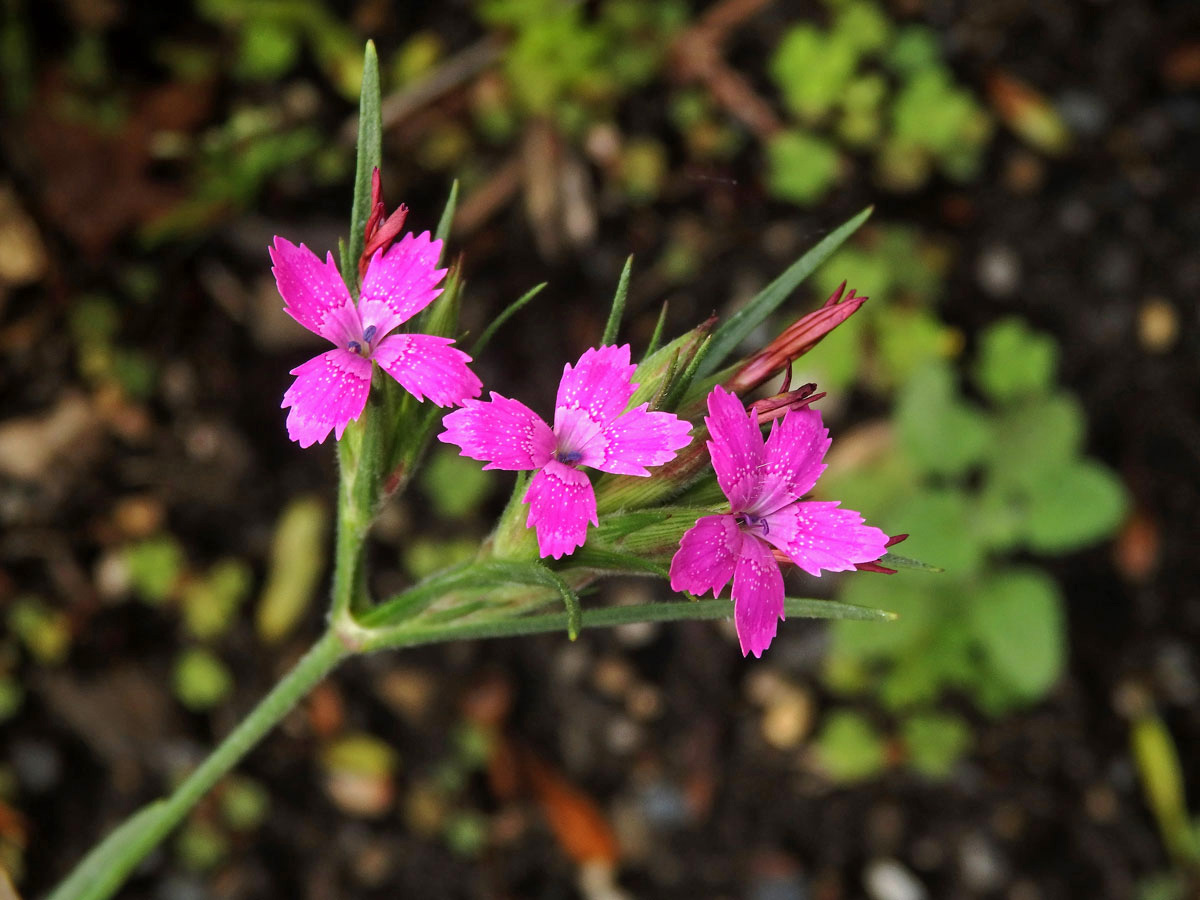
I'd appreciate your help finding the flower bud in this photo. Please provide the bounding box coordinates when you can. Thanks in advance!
[358,168,409,283]
[727,281,866,394]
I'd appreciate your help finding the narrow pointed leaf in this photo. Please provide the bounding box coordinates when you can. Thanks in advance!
[644,301,669,357]
[878,551,944,573]
[602,255,633,346]
[346,40,382,287]
[471,283,546,355]
[698,206,873,377]
[557,547,670,578]
[435,179,459,263]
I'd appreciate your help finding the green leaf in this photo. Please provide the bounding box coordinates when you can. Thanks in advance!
[435,179,459,259]
[896,362,990,478]
[770,25,860,122]
[421,447,492,518]
[556,547,670,578]
[814,710,887,782]
[698,205,872,377]
[343,40,382,288]
[1022,460,1127,553]
[985,393,1085,493]
[969,568,1064,702]
[901,711,970,777]
[471,283,546,355]
[766,129,841,205]
[173,648,234,711]
[890,488,986,576]
[974,317,1059,402]
[644,302,669,357]
[125,536,185,605]
[831,576,940,662]
[1132,713,1200,865]
[256,497,329,643]
[602,255,633,345]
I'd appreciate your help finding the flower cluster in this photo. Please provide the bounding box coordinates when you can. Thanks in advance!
[272,204,890,656]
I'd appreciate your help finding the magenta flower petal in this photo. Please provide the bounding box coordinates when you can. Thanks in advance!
[554,344,638,430]
[591,403,694,476]
[761,501,890,577]
[704,385,766,513]
[523,460,598,559]
[669,514,742,597]
[270,238,360,344]
[358,232,447,337]
[281,348,372,448]
[372,333,482,407]
[438,393,555,471]
[751,408,831,516]
[731,534,786,658]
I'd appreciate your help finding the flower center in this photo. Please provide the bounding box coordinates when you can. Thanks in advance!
[555,448,584,467]
[737,513,769,536]
[347,324,378,356]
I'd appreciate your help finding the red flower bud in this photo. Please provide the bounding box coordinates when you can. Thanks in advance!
[358,167,409,283]
[727,281,866,394]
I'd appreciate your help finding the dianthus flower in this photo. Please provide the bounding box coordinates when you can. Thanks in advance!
[439,345,693,559]
[272,232,481,447]
[669,386,888,657]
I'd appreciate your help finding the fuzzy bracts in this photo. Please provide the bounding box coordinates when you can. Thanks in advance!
[669,386,889,657]
[271,232,481,447]
[438,345,693,559]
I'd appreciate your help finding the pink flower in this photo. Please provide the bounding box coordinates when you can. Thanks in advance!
[272,232,481,447]
[669,386,888,657]
[438,345,693,559]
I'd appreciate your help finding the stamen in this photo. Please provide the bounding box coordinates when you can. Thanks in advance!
[347,340,362,355]
[363,324,377,344]
[556,449,583,466]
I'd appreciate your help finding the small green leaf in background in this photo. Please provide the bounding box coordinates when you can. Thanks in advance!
[831,0,893,55]
[901,711,970,777]
[256,497,328,643]
[422,447,493,518]
[9,597,71,664]
[896,362,990,478]
[766,130,841,205]
[885,25,941,75]
[173,647,234,711]
[219,775,271,832]
[181,559,252,640]
[174,819,229,873]
[125,536,185,605]
[831,576,938,663]
[1022,460,1128,553]
[813,710,887,782]
[771,25,859,122]
[1131,713,1199,865]
[974,317,1059,402]
[0,675,23,723]
[969,568,1065,702]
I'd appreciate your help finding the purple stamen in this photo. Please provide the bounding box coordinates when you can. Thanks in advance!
[556,449,583,466]
[347,340,362,355]
[363,324,377,345]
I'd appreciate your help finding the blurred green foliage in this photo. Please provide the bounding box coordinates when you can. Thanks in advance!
[813,316,1126,776]
[767,0,992,203]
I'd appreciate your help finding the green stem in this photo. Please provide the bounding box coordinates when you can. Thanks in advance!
[46,631,348,900]
[362,596,893,653]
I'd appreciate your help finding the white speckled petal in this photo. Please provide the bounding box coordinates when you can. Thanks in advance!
[731,533,785,658]
[750,407,831,516]
[760,501,890,577]
[669,514,741,598]
[704,385,766,513]
[270,237,360,345]
[438,392,554,470]
[357,231,447,337]
[523,459,597,559]
[553,345,638,432]
[372,332,482,406]
[281,348,371,448]
[590,403,693,476]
